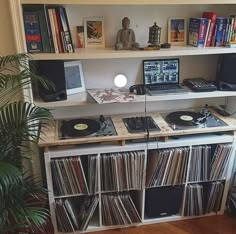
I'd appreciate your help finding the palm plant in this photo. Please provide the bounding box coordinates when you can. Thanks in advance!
[0,53,53,233]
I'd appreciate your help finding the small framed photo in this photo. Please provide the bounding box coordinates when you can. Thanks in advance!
[64,60,85,95]
[168,17,187,45]
[84,17,105,48]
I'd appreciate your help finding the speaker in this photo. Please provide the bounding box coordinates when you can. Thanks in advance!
[217,54,236,91]
[145,186,184,218]
[36,60,67,102]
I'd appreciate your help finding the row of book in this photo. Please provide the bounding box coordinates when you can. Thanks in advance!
[184,182,224,216]
[189,12,236,48]
[23,4,74,53]
[51,155,98,196]
[55,195,99,232]
[101,151,145,192]
[146,147,189,187]
[188,144,232,182]
[101,193,141,226]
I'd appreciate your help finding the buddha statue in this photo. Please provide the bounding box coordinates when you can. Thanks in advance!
[115,17,139,50]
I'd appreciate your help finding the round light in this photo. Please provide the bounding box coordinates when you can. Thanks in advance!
[114,74,127,88]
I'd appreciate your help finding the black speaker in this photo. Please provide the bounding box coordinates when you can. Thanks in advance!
[36,60,67,102]
[145,186,184,218]
[217,54,236,91]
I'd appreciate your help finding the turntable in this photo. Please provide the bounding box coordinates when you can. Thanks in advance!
[163,106,228,131]
[58,115,117,139]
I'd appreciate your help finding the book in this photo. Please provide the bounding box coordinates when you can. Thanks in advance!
[202,12,217,47]
[214,17,227,47]
[58,6,74,53]
[188,18,209,47]
[77,26,85,48]
[23,4,52,53]
[52,8,63,53]
[22,11,42,53]
[47,8,59,53]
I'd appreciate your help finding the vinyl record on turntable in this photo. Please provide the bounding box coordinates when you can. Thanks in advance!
[165,111,205,126]
[61,119,101,137]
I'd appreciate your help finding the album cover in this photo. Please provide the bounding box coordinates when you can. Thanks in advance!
[87,89,143,104]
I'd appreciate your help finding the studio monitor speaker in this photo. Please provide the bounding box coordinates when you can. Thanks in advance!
[145,185,183,218]
[36,60,67,102]
[217,54,236,91]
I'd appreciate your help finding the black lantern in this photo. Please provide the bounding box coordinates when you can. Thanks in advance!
[148,22,161,47]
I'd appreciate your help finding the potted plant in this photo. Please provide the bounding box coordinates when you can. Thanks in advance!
[0,53,53,233]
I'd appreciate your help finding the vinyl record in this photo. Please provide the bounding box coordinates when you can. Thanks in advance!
[165,111,205,126]
[61,119,101,137]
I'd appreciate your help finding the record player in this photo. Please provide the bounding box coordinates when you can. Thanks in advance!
[162,105,228,131]
[58,115,117,139]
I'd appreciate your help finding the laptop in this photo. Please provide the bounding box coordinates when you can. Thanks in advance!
[143,58,187,95]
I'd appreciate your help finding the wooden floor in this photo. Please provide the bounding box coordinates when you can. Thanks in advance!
[90,214,236,234]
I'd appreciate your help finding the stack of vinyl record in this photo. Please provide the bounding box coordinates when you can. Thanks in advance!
[51,155,98,196]
[101,192,141,226]
[184,181,224,216]
[188,145,211,182]
[210,144,232,180]
[146,147,189,187]
[55,195,99,232]
[101,151,145,192]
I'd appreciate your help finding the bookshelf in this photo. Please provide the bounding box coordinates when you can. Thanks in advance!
[8,0,236,233]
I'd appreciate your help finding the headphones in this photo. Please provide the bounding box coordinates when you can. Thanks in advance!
[129,84,146,95]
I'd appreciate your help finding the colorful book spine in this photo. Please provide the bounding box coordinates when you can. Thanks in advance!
[47,8,59,53]
[214,17,227,47]
[23,11,42,53]
[202,12,217,47]
[59,6,74,53]
[188,18,209,48]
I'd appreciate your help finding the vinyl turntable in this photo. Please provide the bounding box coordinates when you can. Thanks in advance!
[58,115,117,139]
[163,106,228,130]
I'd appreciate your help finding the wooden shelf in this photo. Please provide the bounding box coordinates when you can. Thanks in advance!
[35,90,236,108]
[20,0,236,5]
[30,47,236,60]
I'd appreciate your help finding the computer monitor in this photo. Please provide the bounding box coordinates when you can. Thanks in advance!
[143,58,180,85]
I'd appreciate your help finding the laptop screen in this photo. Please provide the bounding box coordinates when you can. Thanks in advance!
[143,58,180,85]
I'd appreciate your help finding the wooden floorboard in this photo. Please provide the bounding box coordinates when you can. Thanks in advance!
[90,214,236,234]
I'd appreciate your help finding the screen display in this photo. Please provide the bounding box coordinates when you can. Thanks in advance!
[65,65,82,89]
[64,61,85,95]
[143,59,179,85]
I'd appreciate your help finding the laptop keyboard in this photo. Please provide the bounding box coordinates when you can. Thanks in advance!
[148,84,181,91]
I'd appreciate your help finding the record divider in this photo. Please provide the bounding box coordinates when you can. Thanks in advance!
[219,132,236,212]
[181,145,193,216]
[97,153,102,228]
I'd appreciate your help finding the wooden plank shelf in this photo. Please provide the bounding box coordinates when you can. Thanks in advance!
[39,109,236,147]
[21,0,236,5]
[30,47,236,61]
[34,90,236,108]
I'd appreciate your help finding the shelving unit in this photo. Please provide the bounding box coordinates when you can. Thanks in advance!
[9,0,236,233]
[44,134,236,233]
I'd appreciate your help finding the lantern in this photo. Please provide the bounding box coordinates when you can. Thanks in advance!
[148,22,161,47]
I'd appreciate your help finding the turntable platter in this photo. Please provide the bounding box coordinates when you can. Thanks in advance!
[165,111,205,126]
[61,119,101,137]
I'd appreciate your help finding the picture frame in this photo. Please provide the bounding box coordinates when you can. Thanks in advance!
[168,17,187,45]
[84,17,105,48]
[64,60,85,95]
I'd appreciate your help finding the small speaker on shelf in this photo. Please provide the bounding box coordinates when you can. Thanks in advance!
[145,185,184,218]
[34,60,85,102]
[35,60,67,102]
[217,54,236,91]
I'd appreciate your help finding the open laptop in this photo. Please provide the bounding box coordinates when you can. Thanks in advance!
[143,58,187,95]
